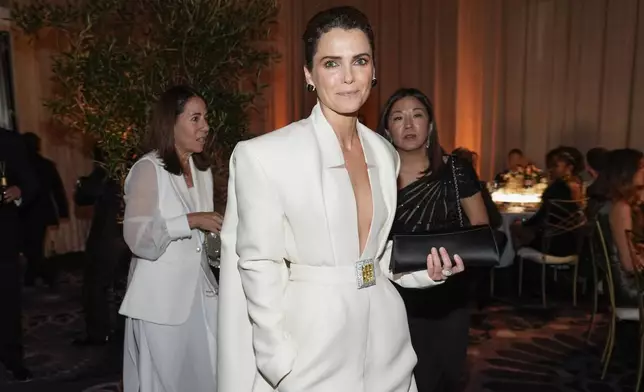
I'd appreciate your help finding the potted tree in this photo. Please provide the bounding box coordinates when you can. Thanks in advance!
[11,0,280,207]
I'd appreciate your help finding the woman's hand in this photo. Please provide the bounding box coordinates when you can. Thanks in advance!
[426,247,465,281]
[187,212,224,233]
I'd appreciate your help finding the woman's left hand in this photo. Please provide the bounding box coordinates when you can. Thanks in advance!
[426,247,465,281]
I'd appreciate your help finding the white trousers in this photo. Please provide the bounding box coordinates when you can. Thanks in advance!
[122,271,217,392]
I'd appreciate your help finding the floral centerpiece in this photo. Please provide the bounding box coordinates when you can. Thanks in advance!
[502,163,547,191]
[490,164,548,210]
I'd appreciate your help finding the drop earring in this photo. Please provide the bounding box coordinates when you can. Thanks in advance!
[371,78,377,87]
[307,84,316,92]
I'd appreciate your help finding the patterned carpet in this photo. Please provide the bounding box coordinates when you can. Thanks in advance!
[0,257,637,392]
[467,305,635,392]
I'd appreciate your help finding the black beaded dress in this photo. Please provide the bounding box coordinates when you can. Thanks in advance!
[390,154,481,392]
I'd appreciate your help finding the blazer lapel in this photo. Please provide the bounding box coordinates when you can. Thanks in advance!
[311,103,360,261]
[194,162,213,214]
[169,159,195,213]
[359,128,397,257]
[190,157,204,213]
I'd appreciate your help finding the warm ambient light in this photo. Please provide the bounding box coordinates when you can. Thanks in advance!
[490,190,542,204]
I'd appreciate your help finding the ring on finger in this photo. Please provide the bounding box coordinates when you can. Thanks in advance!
[441,269,453,277]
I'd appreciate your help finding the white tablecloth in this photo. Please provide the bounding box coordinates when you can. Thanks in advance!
[497,211,535,268]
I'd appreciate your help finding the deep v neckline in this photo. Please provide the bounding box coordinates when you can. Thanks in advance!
[343,133,375,260]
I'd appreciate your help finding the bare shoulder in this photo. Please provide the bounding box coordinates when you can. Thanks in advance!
[610,201,632,228]
[611,200,631,215]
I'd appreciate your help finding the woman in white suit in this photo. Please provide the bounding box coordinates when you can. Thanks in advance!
[218,6,465,392]
[119,85,223,392]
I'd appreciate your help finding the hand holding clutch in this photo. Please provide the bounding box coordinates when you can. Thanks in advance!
[426,247,465,281]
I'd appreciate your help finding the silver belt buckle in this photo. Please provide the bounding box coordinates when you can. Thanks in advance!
[356,259,376,289]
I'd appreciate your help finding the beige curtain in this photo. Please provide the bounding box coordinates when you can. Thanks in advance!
[6,0,644,253]
[256,0,644,182]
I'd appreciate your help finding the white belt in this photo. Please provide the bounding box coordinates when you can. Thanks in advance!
[289,261,381,289]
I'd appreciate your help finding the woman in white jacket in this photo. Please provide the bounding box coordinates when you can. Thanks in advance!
[218,6,464,392]
[119,85,223,392]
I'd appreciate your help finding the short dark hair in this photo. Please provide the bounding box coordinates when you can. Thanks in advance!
[586,147,609,173]
[143,85,211,175]
[302,6,375,70]
[377,87,444,177]
[508,148,523,157]
[545,148,559,168]
[546,146,583,175]
[557,146,584,175]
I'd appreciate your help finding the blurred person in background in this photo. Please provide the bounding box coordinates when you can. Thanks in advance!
[0,128,38,381]
[511,147,584,256]
[585,147,610,218]
[20,132,69,290]
[73,146,129,346]
[597,148,644,307]
[494,148,526,183]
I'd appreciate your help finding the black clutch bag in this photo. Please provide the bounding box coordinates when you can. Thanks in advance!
[391,225,503,274]
[390,157,502,275]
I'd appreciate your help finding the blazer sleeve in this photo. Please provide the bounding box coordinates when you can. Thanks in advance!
[122,159,192,260]
[233,143,296,387]
[378,149,445,288]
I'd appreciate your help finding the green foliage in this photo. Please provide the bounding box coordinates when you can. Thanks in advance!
[11,0,280,185]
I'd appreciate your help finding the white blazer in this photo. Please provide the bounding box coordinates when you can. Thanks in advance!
[119,152,214,325]
[218,104,441,392]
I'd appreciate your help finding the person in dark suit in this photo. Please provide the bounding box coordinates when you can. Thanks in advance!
[73,147,130,346]
[20,132,69,288]
[0,128,38,381]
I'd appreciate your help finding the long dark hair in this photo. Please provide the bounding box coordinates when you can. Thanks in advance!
[603,148,644,204]
[376,87,444,176]
[143,85,211,175]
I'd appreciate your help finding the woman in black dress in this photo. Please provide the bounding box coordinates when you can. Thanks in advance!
[510,147,584,257]
[377,88,489,392]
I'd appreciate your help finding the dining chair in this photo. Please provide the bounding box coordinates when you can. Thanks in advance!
[517,199,587,307]
[594,217,640,382]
